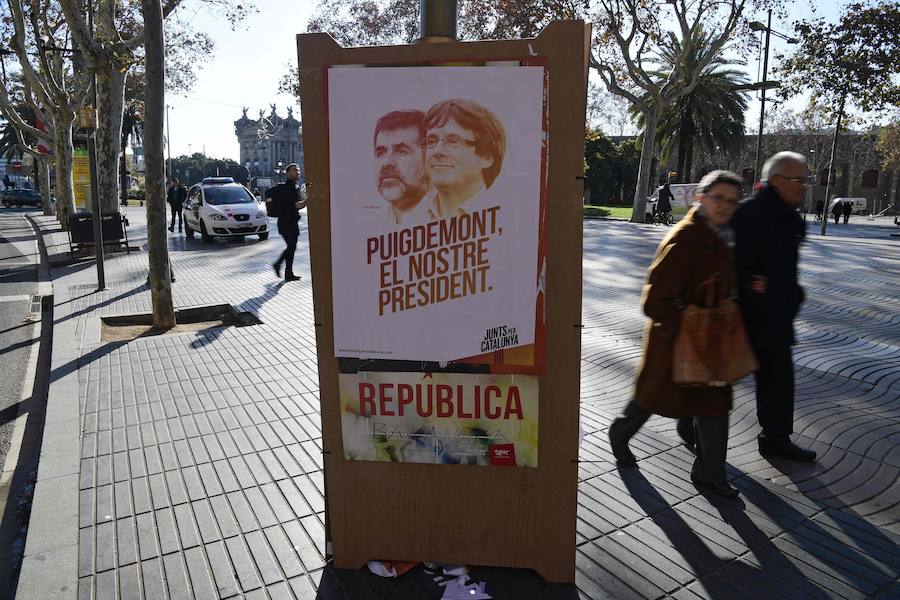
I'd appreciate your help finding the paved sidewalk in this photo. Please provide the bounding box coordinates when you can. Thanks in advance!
[13,208,900,599]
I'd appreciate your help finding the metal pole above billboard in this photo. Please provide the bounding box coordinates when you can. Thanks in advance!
[419,0,457,41]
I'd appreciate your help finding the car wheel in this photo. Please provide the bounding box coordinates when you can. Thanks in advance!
[184,222,194,238]
[258,232,269,240]
[200,220,211,243]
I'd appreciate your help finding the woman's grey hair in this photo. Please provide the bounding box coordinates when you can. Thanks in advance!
[761,151,806,180]
[696,169,744,195]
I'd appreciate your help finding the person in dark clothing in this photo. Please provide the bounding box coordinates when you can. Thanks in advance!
[731,151,816,463]
[842,200,852,224]
[167,178,186,232]
[831,201,842,224]
[2,174,11,190]
[815,199,824,223]
[267,163,307,282]
[657,183,673,215]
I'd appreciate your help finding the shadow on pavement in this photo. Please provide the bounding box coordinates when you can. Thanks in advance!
[619,466,826,598]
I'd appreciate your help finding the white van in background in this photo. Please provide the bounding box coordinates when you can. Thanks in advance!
[830,197,868,215]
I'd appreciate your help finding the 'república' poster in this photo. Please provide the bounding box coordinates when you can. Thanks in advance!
[327,65,547,368]
[339,371,539,467]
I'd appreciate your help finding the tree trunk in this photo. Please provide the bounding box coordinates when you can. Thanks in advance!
[52,117,76,228]
[141,0,175,328]
[120,151,129,206]
[38,157,52,216]
[685,135,695,184]
[821,96,845,236]
[890,169,898,214]
[631,108,659,223]
[96,67,127,213]
[676,133,687,184]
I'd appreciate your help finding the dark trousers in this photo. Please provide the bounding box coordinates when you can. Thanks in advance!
[609,400,730,484]
[276,231,298,276]
[754,345,795,444]
[843,213,850,224]
[833,213,840,224]
[169,203,183,230]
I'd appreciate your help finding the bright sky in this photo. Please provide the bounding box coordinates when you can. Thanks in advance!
[163,0,315,159]
[166,0,844,160]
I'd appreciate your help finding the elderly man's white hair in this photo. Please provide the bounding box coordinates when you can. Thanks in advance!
[761,151,807,181]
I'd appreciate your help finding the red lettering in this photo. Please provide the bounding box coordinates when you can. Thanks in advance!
[458,385,472,419]
[437,384,453,417]
[417,384,433,417]
[474,385,481,419]
[485,385,502,419]
[359,383,376,416]
[378,383,395,416]
[505,386,523,420]
[397,384,414,417]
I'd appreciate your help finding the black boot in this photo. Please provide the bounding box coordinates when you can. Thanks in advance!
[608,400,651,466]
[691,416,738,497]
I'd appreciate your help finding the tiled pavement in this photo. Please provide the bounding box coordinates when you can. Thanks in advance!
[13,208,900,599]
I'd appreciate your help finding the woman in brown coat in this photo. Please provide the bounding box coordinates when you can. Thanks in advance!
[609,170,745,497]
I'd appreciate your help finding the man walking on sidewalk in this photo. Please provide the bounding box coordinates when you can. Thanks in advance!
[267,163,306,282]
[732,151,816,463]
[167,178,186,232]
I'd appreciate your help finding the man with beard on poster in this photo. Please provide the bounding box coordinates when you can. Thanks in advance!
[424,99,506,220]
[373,110,430,226]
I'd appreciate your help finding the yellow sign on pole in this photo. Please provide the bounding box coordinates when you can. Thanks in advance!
[72,147,92,210]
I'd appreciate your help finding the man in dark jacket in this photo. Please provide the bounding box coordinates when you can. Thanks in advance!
[842,199,852,224]
[732,151,815,463]
[831,200,842,224]
[167,178,186,232]
[267,164,307,282]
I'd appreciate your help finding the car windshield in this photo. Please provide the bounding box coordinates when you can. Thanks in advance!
[204,185,254,205]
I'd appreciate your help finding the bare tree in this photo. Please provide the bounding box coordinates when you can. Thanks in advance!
[590,0,747,221]
[778,0,900,234]
[140,0,175,328]
[2,0,91,224]
[58,0,253,215]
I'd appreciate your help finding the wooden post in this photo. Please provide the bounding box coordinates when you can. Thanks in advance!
[297,21,590,582]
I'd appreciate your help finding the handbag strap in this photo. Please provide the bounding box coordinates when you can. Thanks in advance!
[695,274,721,308]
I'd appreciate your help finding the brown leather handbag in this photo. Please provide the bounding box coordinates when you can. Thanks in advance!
[673,275,759,387]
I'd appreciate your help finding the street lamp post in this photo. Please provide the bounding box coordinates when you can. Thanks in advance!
[750,13,799,183]
[86,1,105,290]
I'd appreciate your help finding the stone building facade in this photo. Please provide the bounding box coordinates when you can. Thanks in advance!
[234,105,303,182]
[674,130,898,215]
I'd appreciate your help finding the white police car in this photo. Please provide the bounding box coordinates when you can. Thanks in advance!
[182,177,269,242]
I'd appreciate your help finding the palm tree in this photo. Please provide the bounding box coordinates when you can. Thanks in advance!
[120,102,143,206]
[634,30,750,183]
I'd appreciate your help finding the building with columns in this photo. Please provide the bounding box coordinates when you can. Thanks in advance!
[234,105,303,182]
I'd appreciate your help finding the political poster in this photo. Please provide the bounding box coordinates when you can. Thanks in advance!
[327,66,547,369]
[339,371,539,467]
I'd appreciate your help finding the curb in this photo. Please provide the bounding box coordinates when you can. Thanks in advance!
[0,215,51,597]
[15,216,79,600]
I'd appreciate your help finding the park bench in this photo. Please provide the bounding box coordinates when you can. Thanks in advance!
[67,211,131,258]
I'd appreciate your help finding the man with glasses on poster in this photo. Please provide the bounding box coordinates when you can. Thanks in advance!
[424,99,506,220]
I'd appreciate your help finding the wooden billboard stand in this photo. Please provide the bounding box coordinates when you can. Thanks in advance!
[297,20,590,583]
